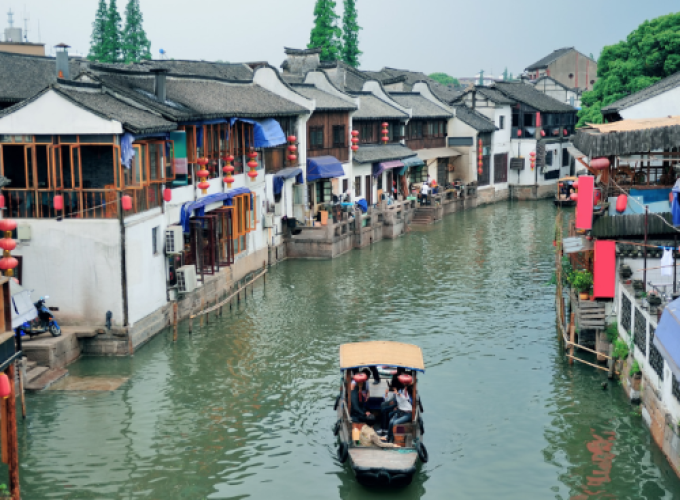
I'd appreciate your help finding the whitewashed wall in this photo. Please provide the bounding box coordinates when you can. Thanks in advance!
[619,86,680,120]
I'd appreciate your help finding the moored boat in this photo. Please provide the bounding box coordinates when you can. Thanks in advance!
[333,341,427,487]
[554,176,577,207]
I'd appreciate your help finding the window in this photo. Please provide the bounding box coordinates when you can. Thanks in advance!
[562,148,570,167]
[354,176,362,196]
[232,193,254,255]
[359,123,373,143]
[315,180,331,203]
[511,112,520,128]
[377,174,383,190]
[523,113,535,127]
[152,226,159,255]
[333,125,345,147]
[391,122,405,142]
[408,121,423,139]
[342,178,349,194]
[409,166,427,184]
[545,151,553,166]
[499,116,505,130]
[310,127,324,149]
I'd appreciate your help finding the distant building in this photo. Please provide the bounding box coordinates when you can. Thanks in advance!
[531,76,581,109]
[0,9,44,56]
[601,71,680,121]
[525,47,596,91]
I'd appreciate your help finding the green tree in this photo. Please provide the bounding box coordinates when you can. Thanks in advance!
[122,0,151,63]
[102,0,123,62]
[87,0,108,61]
[308,0,342,62]
[428,72,460,86]
[577,12,680,127]
[341,0,361,68]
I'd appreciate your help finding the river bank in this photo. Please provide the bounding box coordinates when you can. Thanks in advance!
[7,201,680,499]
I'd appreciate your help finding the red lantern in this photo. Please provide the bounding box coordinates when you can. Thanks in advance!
[0,195,4,209]
[616,194,628,213]
[351,145,359,152]
[224,175,235,188]
[353,372,368,383]
[288,154,297,162]
[0,239,16,252]
[478,168,483,175]
[517,129,522,137]
[0,373,10,399]
[397,374,413,385]
[121,195,132,211]
[247,170,258,180]
[247,150,258,181]
[288,145,297,153]
[351,130,359,137]
[287,135,297,143]
[198,181,210,190]
[351,137,359,144]
[226,154,235,163]
[53,194,64,211]
[541,130,546,137]
[163,188,172,202]
[247,151,258,160]
[223,164,234,175]
[572,180,579,190]
[563,129,569,136]
[197,158,209,166]
[0,256,18,272]
[0,219,17,232]
[590,157,610,170]
[197,169,210,179]
[381,122,388,128]
[530,151,536,157]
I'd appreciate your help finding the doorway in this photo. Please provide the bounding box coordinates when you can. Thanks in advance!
[364,175,372,205]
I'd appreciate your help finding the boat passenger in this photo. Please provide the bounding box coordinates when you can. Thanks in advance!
[387,378,414,443]
[350,373,372,423]
[359,415,400,448]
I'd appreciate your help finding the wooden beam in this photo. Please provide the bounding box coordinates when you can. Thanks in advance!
[565,341,612,360]
[566,354,610,372]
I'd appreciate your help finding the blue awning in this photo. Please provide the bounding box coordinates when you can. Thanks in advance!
[653,296,680,380]
[180,118,287,148]
[180,187,251,232]
[402,156,424,168]
[372,160,404,178]
[307,156,344,181]
[273,167,303,195]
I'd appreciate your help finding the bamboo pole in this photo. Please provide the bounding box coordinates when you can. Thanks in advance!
[191,269,267,319]
[200,295,205,327]
[569,312,575,365]
[18,360,26,419]
[566,355,610,372]
[172,302,178,342]
[565,341,613,360]
[6,364,19,499]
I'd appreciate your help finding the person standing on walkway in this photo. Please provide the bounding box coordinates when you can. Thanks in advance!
[420,182,430,205]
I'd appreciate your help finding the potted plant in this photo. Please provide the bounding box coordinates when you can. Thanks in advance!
[571,270,594,300]
[613,337,630,375]
[629,359,642,391]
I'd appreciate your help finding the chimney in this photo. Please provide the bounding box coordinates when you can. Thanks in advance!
[54,43,70,80]
[151,68,169,102]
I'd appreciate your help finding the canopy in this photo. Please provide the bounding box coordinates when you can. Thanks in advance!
[180,187,251,232]
[307,156,344,181]
[232,118,287,148]
[273,167,303,195]
[402,156,424,168]
[653,296,680,380]
[10,280,37,329]
[417,147,461,162]
[339,341,425,373]
[372,160,404,178]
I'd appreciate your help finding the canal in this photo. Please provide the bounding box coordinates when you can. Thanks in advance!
[11,201,680,499]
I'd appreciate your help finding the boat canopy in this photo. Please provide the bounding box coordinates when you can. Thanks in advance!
[339,341,425,373]
[558,176,577,183]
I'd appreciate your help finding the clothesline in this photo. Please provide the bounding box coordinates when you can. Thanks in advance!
[609,239,679,250]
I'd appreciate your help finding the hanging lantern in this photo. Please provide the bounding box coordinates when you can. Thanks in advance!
[288,154,297,161]
[0,217,17,277]
[517,129,522,137]
[0,373,10,399]
[247,150,258,181]
[541,130,546,137]
[121,194,133,211]
[590,157,610,170]
[287,135,297,143]
[0,239,16,252]
[287,136,298,165]
[381,122,389,144]
[351,130,359,152]
[288,144,297,154]
[563,129,569,136]
[478,168,483,175]
[196,157,210,195]
[0,194,4,209]
[222,155,235,188]
[0,219,17,233]
[163,188,172,203]
[53,194,64,211]
[616,194,628,213]
[570,193,578,201]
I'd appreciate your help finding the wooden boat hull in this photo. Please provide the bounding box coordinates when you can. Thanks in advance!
[348,448,418,488]
[554,199,575,207]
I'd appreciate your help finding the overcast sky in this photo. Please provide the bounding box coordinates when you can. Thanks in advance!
[5,1,679,78]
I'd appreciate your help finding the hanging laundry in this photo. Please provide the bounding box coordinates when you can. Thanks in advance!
[672,179,680,226]
[661,247,674,276]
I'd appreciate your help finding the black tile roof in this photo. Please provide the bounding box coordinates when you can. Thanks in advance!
[95,72,309,120]
[0,51,81,102]
[473,86,515,105]
[388,92,452,119]
[526,47,575,71]
[90,60,253,81]
[532,75,580,94]
[429,83,464,104]
[352,143,416,164]
[284,47,322,55]
[602,71,680,114]
[290,84,356,111]
[494,82,577,113]
[453,105,497,132]
[350,93,408,121]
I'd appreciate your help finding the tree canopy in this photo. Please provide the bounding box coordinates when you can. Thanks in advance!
[308,0,342,62]
[88,0,108,62]
[341,0,361,68]
[102,0,123,63]
[428,72,460,86]
[578,12,680,126]
[122,0,152,63]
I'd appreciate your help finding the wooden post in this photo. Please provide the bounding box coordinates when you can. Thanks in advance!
[608,356,617,379]
[200,295,205,327]
[172,302,178,342]
[411,376,417,422]
[18,360,26,419]
[569,312,575,365]
[188,300,194,333]
[643,206,648,293]
[6,365,19,499]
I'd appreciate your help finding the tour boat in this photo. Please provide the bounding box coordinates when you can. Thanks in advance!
[333,341,427,487]
[554,176,577,207]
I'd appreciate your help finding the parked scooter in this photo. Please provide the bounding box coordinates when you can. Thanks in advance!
[16,296,61,338]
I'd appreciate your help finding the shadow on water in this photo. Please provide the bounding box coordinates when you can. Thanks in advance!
[6,201,680,499]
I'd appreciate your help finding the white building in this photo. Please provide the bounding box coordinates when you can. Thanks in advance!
[602,71,680,121]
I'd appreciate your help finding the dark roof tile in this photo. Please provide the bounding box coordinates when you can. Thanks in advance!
[290,84,356,111]
[353,143,416,164]
[350,93,408,121]
[0,51,81,102]
[494,82,576,113]
[602,71,680,114]
[453,105,497,132]
[388,92,452,119]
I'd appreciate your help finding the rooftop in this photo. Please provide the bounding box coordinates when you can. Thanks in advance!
[290,84,356,111]
[350,92,408,121]
[353,143,416,164]
[89,60,254,81]
[526,47,582,71]
[0,51,81,102]
[388,92,452,119]
[493,82,576,113]
[602,71,680,114]
[453,105,497,132]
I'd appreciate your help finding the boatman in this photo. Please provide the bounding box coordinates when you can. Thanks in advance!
[360,415,400,448]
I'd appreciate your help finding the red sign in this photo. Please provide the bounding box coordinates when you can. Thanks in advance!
[593,240,616,298]
[576,176,594,230]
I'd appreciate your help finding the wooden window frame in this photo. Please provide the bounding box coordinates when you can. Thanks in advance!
[309,126,325,150]
[332,125,346,147]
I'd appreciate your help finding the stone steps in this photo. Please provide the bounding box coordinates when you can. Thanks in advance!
[25,368,68,391]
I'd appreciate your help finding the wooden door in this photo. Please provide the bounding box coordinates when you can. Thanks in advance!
[365,175,372,206]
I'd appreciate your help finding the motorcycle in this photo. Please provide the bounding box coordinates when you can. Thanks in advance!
[16,296,61,339]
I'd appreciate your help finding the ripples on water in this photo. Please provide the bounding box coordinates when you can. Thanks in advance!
[8,201,680,499]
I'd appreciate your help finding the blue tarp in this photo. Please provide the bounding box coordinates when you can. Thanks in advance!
[673,180,680,226]
[400,156,424,176]
[356,199,368,213]
[180,118,287,149]
[180,187,251,232]
[307,156,344,181]
[273,167,303,196]
[120,132,169,168]
[630,188,672,204]
[653,296,680,380]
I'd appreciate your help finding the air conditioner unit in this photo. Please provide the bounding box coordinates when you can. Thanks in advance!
[165,226,184,254]
[263,214,274,228]
[176,265,197,294]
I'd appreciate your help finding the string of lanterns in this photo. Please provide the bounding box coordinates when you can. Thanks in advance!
[287,135,297,164]
[197,157,210,195]
[0,218,18,277]
[529,151,536,170]
[477,139,483,176]
[247,149,258,181]
[223,154,235,189]
[351,130,359,152]
[381,123,389,144]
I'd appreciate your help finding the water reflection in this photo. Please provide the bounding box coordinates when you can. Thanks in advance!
[7,201,680,499]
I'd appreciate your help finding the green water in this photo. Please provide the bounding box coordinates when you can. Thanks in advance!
[10,201,680,499]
